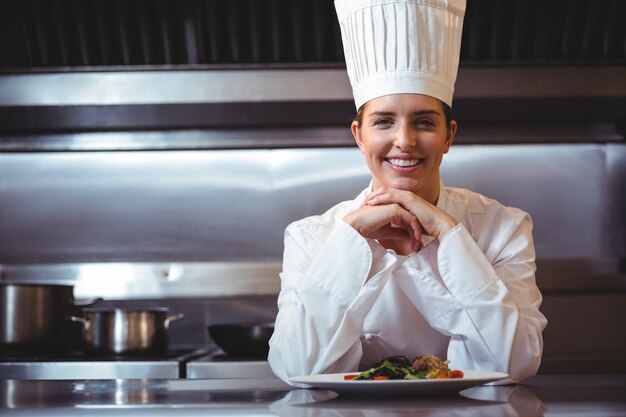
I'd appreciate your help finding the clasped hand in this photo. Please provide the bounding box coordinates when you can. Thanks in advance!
[343,188,458,253]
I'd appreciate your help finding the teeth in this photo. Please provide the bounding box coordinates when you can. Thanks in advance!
[388,158,420,167]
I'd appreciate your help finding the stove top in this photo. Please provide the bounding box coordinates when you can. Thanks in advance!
[0,348,211,380]
[0,349,202,362]
[0,348,277,381]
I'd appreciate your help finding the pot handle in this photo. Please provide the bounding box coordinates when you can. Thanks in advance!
[68,316,91,330]
[72,297,104,307]
[165,314,185,328]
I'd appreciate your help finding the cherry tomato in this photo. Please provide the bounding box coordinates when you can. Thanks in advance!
[436,374,449,379]
[343,374,359,380]
[451,370,464,378]
[373,376,390,380]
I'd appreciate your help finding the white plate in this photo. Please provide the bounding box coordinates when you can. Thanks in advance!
[289,370,509,396]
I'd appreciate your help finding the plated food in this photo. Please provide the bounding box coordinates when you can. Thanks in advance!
[343,354,463,381]
[289,369,509,397]
[288,353,508,396]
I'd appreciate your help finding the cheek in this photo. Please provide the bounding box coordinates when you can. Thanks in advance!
[423,134,448,155]
[363,134,389,156]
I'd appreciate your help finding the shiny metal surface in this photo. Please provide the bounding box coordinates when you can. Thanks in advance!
[0,127,357,152]
[441,143,626,259]
[0,148,369,264]
[1,258,624,300]
[0,349,210,380]
[0,284,74,348]
[1,262,282,298]
[0,361,181,380]
[1,124,621,153]
[1,67,624,107]
[1,144,625,268]
[71,308,184,355]
[186,354,274,380]
[0,376,624,416]
[0,378,293,414]
[0,69,352,106]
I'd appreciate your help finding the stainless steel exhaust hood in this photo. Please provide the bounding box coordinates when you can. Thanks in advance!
[1,0,624,68]
[0,65,624,151]
[0,0,625,150]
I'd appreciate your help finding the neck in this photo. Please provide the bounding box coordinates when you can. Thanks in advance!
[422,180,440,205]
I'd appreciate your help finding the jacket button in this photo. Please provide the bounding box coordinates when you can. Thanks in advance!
[364,333,373,341]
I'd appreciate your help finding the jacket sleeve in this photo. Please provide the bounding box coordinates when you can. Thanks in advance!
[396,212,547,382]
[268,219,398,385]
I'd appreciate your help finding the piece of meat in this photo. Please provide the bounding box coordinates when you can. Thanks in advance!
[412,354,451,376]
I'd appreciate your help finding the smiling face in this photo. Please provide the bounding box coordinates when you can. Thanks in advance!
[351,93,457,204]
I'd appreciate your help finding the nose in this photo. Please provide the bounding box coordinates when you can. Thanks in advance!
[392,124,416,151]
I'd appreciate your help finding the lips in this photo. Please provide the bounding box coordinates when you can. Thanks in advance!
[386,157,424,168]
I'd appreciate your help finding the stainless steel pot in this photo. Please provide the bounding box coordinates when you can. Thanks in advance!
[70,308,184,355]
[0,283,101,352]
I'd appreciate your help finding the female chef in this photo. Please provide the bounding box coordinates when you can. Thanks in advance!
[268,0,547,384]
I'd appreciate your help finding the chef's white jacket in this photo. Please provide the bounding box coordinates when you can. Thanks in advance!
[268,183,547,385]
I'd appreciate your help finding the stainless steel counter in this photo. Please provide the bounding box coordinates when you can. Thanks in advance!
[0,375,624,417]
[186,354,274,379]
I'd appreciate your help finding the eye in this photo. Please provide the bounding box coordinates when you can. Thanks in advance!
[414,119,435,128]
[373,118,393,127]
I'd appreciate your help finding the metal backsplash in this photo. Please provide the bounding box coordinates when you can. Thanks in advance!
[1,143,625,299]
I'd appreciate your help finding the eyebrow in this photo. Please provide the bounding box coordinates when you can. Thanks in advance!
[367,109,442,117]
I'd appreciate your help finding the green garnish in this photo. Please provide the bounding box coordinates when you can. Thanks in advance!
[354,356,427,380]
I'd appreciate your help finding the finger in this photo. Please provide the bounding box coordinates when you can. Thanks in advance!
[394,207,422,252]
[366,191,406,207]
[348,204,408,237]
[397,216,422,253]
[366,204,415,240]
[368,191,433,232]
[411,235,422,252]
[410,217,422,242]
[408,217,424,252]
[362,187,391,206]
[390,204,422,241]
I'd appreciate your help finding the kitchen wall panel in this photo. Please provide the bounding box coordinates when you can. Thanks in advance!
[1,143,624,264]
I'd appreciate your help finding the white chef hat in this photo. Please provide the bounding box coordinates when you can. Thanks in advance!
[334,0,466,109]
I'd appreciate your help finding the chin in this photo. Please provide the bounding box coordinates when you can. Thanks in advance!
[386,179,421,193]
